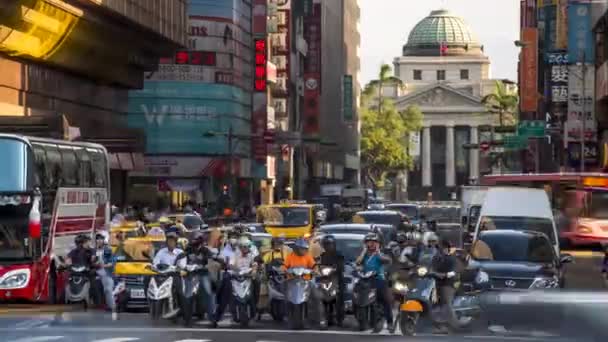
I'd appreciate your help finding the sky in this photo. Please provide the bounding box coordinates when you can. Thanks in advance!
[359,0,521,84]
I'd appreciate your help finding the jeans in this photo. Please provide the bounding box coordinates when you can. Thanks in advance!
[434,285,458,328]
[374,278,393,324]
[184,273,215,318]
[96,272,115,310]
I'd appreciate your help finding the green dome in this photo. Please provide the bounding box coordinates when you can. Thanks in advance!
[403,9,483,56]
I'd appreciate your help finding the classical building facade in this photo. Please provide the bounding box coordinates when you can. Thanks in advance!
[385,9,513,200]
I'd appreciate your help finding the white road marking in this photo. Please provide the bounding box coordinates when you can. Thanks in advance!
[92,339,140,342]
[173,340,211,342]
[7,337,64,342]
[15,319,50,330]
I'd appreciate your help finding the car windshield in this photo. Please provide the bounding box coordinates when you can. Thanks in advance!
[421,207,460,223]
[0,203,31,261]
[354,213,400,227]
[387,205,419,219]
[589,190,608,219]
[114,240,165,262]
[335,238,364,263]
[183,215,205,229]
[479,216,556,243]
[474,233,555,263]
[320,226,370,235]
[258,206,310,226]
[0,139,29,192]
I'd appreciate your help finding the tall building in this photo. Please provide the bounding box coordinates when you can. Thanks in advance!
[297,0,361,199]
[0,0,187,206]
[383,9,513,200]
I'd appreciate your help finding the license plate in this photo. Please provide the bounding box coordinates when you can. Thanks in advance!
[130,289,145,299]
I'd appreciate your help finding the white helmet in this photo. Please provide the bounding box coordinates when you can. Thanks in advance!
[238,237,252,248]
[422,231,439,246]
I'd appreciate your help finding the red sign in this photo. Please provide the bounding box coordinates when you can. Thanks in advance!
[165,51,217,66]
[254,39,267,92]
[520,28,538,112]
[479,141,490,152]
[303,4,322,136]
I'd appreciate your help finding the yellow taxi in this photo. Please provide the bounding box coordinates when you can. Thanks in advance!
[256,201,326,240]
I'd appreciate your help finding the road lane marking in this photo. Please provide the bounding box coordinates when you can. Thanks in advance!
[7,337,64,342]
[173,340,211,342]
[92,339,140,342]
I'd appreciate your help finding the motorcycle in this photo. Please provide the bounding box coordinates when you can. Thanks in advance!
[182,263,206,326]
[398,263,489,336]
[285,267,314,330]
[147,263,181,322]
[316,265,340,327]
[352,269,383,332]
[65,265,92,309]
[266,261,287,322]
[230,267,255,328]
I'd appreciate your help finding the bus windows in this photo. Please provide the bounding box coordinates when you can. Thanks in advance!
[31,144,47,189]
[59,146,78,186]
[43,144,62,188]
[74,147,92,187]
[89,149,107,188]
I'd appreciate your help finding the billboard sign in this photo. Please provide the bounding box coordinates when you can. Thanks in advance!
[568,2,594,63]
[565,64,596,144]
[555,0,568,49]
[520,28,539,112]
[303,3,322,136]
[252,0,267,162]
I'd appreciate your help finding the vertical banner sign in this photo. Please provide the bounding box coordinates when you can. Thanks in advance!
[520,28,539,112]
[565,65,596,144]
[547,52,568,128]
[568,2,594,64]
[271,2,291,107]
[342,75,354,121]
[555,0,567,50]
[252,0,268,162]
[303,3,322,136]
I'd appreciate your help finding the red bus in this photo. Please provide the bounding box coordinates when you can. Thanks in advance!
[0,134,109,302]
[481,173,608,247]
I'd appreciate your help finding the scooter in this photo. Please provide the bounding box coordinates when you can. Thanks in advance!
[267,261,287,322]
[147,263,181,322]
[352,269,383,332]
[182,263,205,326]
[285,267,314,330]
[65,265,92,310]
[230,267,255,328]
[317,265,340,327]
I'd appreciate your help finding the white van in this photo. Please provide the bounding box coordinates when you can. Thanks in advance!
[473,187,559,254]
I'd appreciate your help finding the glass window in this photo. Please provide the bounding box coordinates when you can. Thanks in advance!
[0,138,28,192]
[437,70,446,80]
[31,144,47,188]
[42,144,61,188]
[413,69,422,80]
[335,238,365,263]
[0,203,30,260]
[386,205,419,219]
[59,146,78,186]
[479,216,556,243]
[89,149,107,187]
[475,233,555,263]
[460,69,469,80]
[258,207,310,226]
[74,148,91,187]
[589,190,608,219]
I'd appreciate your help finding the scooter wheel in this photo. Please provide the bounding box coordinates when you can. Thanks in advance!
[238,305,250,328]
[400,313,418,336]
[355,307,368,331]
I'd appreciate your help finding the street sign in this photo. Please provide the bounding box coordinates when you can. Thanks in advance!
[518,120,546,137]
[479,141,490,152]
[503,135,528,150]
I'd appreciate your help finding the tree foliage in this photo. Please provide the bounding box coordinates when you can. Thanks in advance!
[361,64,423,187]
[482,80,519,126]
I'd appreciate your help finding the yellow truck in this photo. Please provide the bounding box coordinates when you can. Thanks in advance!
[256,201,326,240]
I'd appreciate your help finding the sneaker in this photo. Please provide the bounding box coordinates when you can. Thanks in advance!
[209,320,218,328]
[387,321,396,334]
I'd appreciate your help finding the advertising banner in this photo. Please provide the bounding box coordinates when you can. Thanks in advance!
[568,2,594,63]
[555,0,568,49]
[520,28,538,112]
[565,64,596,144]
[252,0,268,162]
[303,3,322,136]
[547,52,568,128]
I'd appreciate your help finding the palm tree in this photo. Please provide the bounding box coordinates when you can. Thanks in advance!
[482,80,519,126]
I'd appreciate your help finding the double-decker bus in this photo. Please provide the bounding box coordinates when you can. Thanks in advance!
[481,173,608,247]
[0,134,109,303]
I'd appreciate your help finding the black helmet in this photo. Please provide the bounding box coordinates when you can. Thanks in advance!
[396,232,407,244]
[364,232,379,243]
[165,232,179,241]
[321,234,336,249]
[95,233,105,241]
[190,231,205,245]
[75,234,91,245]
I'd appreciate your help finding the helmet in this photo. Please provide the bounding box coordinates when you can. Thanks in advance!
[238,237,252,248]
[165,232,179,241]
[321,235,336,249]
[271,236,285,247]
[159,216,171,224]
[75,234,91,245]
[396,232,407,244]
[165,225,180,236]
[294,238,309,250]
[190,231,205,246]
[422,231,439,246]
[364,232,380,243]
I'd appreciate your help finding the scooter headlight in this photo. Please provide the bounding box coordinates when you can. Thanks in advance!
[393,282,408,294]
[417,267,428,277]
[320,267,333,277]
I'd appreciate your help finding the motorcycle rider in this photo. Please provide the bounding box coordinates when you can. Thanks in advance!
[219,231,240,263]
[94,233,115,313]
[151,232,187,308]
[66,234,95,268]
[431,238,459,334]
[263,236,290,265]
[185,231,216,321]
[318,234,346,326]
[355,232,394,333]
[211,237,258,328]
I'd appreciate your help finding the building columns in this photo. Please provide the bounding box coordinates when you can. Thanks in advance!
[446,124,455,187]
[469,125,479,181]
[422,126,432,187]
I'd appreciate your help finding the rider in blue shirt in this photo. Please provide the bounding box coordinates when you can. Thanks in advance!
[356,232,394,333]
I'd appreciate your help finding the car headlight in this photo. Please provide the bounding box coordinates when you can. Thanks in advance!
[475,270,489,284]
[417,267,428,277]
[0,269,31,289]
[530,276,559,289]
[577,226,593,234]
[320,267,333,276]
[393,282,408,293]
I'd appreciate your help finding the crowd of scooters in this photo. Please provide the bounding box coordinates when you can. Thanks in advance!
[59,223,491,336]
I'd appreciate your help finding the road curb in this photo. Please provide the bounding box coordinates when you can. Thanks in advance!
[0,305,79,315]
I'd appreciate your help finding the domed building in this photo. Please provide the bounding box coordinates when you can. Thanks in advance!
[385,9,511,200]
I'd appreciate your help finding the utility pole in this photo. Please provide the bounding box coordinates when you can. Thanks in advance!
[228,125,234,189]
[580,55,587,172]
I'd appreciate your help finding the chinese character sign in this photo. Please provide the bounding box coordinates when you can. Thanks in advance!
[520,28,538,112]
[568,2,594,63]
[565,65,596,143]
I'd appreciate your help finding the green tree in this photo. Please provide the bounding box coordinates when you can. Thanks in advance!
[360,64,423,188]
[482,80,519,126]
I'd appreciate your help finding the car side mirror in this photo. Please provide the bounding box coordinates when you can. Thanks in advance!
[560,253,574,264]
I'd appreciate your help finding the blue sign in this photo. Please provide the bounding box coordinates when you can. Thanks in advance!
[568,2,594,63]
